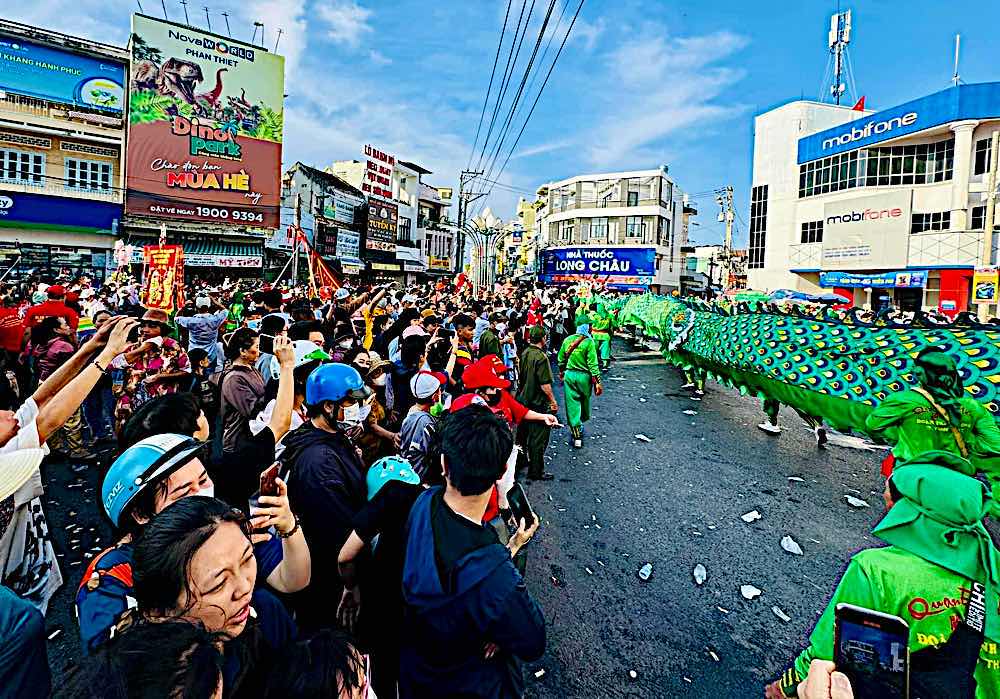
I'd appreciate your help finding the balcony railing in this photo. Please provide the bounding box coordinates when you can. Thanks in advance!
[0,178,122,203]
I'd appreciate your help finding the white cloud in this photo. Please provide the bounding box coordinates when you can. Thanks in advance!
[316,1,373,48]
[584,29,749,168]
[240,0,309,76]
[510,140,571,160]
[570,17,605,51]
[368,50,392,66]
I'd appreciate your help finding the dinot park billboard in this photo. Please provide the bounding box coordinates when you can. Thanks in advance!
[125,15,284,227]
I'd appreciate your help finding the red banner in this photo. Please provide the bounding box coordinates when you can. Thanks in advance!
[142,245,185,311]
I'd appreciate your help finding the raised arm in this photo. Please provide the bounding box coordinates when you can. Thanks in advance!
[267,336,296,442]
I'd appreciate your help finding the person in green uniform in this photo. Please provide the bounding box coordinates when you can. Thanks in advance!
[516,325,559,481]
[477,312,502,360]
[558,325,602,449]
[589,303,613,372]
[866,346,1000,501]
[766,456,1000,699]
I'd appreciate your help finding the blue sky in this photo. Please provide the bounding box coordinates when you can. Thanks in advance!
[9,0,1000,246]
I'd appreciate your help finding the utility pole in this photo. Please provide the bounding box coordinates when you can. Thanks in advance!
[456,170,485,274]
[979,130,1000,321]
[292,192,301,284]
[715,185,735,291]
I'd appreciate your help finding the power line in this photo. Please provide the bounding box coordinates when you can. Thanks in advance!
[467,0,514,170]
[476,0,585,213]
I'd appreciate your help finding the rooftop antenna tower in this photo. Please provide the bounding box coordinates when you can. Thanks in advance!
[819,9,859,106]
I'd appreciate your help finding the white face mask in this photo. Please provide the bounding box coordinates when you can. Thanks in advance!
[496,323,507,334]
[338,339,353,349]
[373,373,387,387]
[339,402,362,428]
[357,403,372,421]
[196,485,215,499]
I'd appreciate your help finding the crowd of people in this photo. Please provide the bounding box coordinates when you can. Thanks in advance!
[2,270,999,697]
[0,272,619,698]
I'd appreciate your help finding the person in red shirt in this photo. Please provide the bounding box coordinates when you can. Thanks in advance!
[23,285,80,334]
[450,356,558,525]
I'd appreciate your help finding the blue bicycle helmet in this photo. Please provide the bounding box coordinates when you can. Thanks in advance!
[305,363,371,405]
[102,434,205,527]
[366,456,421,500]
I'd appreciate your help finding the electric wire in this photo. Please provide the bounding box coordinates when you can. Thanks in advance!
[466,0,514,169]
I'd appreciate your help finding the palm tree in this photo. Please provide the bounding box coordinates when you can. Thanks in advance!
[131,34,162,64]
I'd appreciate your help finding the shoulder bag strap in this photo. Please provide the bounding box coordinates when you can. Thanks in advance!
[912,386,969,458]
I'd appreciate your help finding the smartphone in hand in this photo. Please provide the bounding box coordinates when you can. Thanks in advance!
[506,483,534,528]
[834,604,909,699]
[248,462,281,534]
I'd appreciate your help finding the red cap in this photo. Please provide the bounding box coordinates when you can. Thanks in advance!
[65,292,80,303]
[47,285,66,297]
[461,357,510,389]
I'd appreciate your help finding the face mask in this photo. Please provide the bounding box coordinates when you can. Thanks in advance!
[496,323,507,334]
[339,402,362,428]
[357,403,372,421]
[484,390,502,406]
[196,485,215,498]
[373,373,387,387]
[338,339,353,349]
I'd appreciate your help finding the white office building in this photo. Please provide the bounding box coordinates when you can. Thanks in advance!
[748,82,1000,314]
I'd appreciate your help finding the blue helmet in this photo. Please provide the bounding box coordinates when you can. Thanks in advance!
[305,363,371,406]
[102,434,205,527]
[366,456,421,500]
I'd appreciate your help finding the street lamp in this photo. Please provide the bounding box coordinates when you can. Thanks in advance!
[463,208,505,293]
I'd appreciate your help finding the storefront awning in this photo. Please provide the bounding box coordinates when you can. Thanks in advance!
[130,238,263,268]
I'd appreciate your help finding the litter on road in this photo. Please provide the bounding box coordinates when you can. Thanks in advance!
[693,564,707,585]
[772,606,792,623]
[634,434,652,442]
[638,563,654,581]
[844,495,871,508]
[740,510,762,523]
[740,584,763,600]
[780,535,804,556]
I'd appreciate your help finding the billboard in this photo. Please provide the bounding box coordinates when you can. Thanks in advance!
[324,190,363,225]
[366,200,398,253]
[973,267,999,303]
[125,15,284,227]
[0,34,125,112]
[539,246,656,289]
[819,270,927,289]
[0,190,120,234]
[820,191,911,271]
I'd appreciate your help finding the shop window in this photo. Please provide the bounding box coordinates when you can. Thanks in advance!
[748,185,768,269]
[800,220,824,244]
[0,147,44,186]
[911,211,951,234]
[65,158,112,192]
[975,137,992,176]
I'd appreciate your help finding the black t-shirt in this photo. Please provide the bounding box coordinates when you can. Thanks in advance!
[210,426,277,509]
[429,489,498,590]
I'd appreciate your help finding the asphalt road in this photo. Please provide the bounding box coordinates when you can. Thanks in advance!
[37,336,888,697]
[522,338,888,698]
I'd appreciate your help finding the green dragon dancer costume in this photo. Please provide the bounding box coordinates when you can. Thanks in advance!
[558,329,601,447]
[774,459,1000,698]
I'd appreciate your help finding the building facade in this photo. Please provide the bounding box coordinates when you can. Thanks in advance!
[419,183,454,277]
[537,169,688,292]
[748,83,1000,314]
[0,20,128,281]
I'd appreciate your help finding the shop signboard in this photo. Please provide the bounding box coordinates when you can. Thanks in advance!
[142,245,184,311]
[184,253,261,267]
[0,33,125,112]
[324,190,363,225]
[370,262,399,271]
[973,267,999,303]
[819,270,927,289]
[821,191,911,271]
[0,190,120,233]
[125,15,284,227]
[539,246,656,288]
[429,256,451,270]
[334,227,361,263]
[362,143,394,200]
[366,199,398,253]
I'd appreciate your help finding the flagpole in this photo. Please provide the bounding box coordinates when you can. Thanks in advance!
[272,238,298,286]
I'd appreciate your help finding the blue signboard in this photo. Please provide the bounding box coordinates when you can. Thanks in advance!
[540,246,656,289]
[819,270,927,289]
[797,83,1000,164]
[0,34,125,113]
[0,191,121,234]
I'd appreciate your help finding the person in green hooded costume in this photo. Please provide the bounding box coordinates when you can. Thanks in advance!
[558,322,602,449]
[766,454,1000,699]
[588,302,613,372]
[866,346,1000,501]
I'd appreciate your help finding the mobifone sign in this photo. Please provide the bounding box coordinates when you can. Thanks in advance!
[821,191,912,271]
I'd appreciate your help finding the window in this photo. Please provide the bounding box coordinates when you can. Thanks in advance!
[911,211,951,234]
[598,180,619,207]
[397,217,412,241]
[975,137,992,176]
[972,205,986,230]
[625,216,644,237]
[800,220,824,244]
[657,216,671,247]
[748,184,768,269]
[578,218,590,240]
[580,181,596,204]
[660,177,672,206]
[607,218,619,243]
[591,217,608,240]
[626,179,639,206]
[564,220,574,241]
[638,176,654,203]
[798,137,955,198]
[0,147,44,186]
[65,158,112,192]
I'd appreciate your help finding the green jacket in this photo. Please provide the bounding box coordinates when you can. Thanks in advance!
[478,328,500,359]
[558,334,600,378]
[778,546,1000,697]
[590,312,612,336]
[866,389,1000,498]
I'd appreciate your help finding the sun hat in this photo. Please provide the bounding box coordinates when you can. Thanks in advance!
[0,449,45,502]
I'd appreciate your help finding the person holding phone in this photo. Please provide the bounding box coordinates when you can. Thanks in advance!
[766,456,1000,699]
